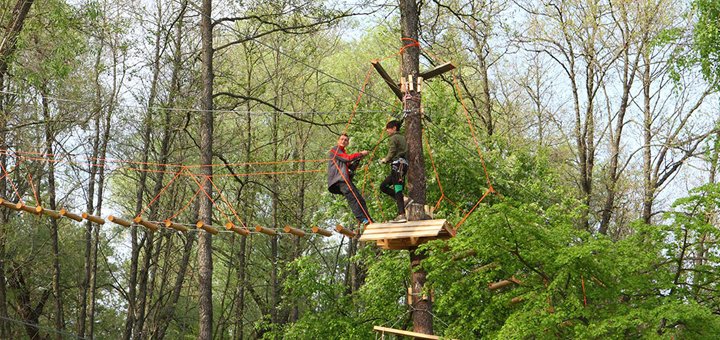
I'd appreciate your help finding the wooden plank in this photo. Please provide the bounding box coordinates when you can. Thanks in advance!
[419,62,455,80]
[373,326,440,339]
[371,60,403,99]
[367,219,448,229]
[362,224,444,235]
[361,228,446,240]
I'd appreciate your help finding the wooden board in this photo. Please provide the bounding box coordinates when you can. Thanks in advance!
[373,326,441,339]
[359,219,453,250]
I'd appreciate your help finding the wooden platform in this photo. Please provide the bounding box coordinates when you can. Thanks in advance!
[359,219,452,250]
[373,326,441,339]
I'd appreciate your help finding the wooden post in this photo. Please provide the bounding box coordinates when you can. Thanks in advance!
[16,202,40,215]
[0,198,17,210]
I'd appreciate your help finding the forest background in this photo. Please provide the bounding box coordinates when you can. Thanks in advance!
[0,0,719,338]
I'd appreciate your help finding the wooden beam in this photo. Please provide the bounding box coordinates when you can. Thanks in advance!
[419,62,455,81]
[311,226,332,237]
[0,198,18,210]
[196,221,219,235]
[335,224,356,238]
[225,222,250,236]
[372,326,441,340]
[164,219,189,232]
[16,203,40,215]
[42,209,61,219]
[82,212,105,225]
[108,215,131,227]
[371,60,403,99]
[134,216,159,232]
[255,225,277,236]
[283,225,306,237]
[59,208,83,222]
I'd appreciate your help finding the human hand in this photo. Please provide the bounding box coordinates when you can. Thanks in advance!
[360,150,369,156]
[379,158,388,164]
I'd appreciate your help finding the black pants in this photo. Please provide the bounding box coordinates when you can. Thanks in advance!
[380,162,406,215]
[331,181,371,223]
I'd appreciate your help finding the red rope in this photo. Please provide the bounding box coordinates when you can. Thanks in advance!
[344,65,375,134]
[581,275,587,307]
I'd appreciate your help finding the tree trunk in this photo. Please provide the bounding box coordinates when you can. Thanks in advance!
[399,0,432,334]
[198,0,215,337]
[41,89,65,339]
[641,50,653,224]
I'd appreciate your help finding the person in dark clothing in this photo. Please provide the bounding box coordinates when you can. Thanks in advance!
[327,133,373,225]
[379,120,410,223]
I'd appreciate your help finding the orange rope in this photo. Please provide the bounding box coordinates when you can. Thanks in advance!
[581,275,587,307]
[206,175,247,229]
[185,171,233,223]
[27,173,40,205]
[168,178,206,220]
[332,157,372,222]
[136,167,185,218]
[453,187,494,234]
[0,149,327,169]
[452,70,492,188]
[0,162,23,203]
[423,128,458,212]
[344,65,375,134]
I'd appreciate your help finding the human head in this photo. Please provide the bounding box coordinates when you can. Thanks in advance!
[337,133,349,148]
[385,120,402,134]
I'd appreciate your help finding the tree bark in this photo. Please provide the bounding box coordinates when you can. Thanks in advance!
[198,0,215,337]
[399,0,432,334]
[41,89,65,339]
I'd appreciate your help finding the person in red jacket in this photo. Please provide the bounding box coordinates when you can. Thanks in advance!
[327,133,373,225]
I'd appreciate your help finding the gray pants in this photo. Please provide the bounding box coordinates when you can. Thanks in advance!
[331,182,371,223]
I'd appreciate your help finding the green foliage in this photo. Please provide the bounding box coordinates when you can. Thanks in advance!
[691,0,720,88]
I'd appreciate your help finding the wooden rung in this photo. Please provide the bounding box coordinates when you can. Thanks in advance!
[17,203,41,215]
[417,76,423,92]
[372,326,441,340]
[407,74,414,91]
[134,216,159,232]
[196,221,219,235]
[42,209,61,219]
[283,225,305,237]
[82,212,105,224]
[371,60,403,99]
[510,296,524,304]
[488,276,521,291]
[164,219,188,232]
[108,215,131,227]
[311,226,332,237]
[0,198,18,210]
[59,208,83,222]
[335,224,356,238]
[419,62,456,80]
[254,225,277,236]
[225,222,249,236]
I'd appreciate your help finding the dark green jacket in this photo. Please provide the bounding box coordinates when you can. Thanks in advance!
[383,133,407,162]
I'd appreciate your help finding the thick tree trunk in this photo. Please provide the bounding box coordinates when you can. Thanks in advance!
[198,0,215,337]
[399,0,432,334]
